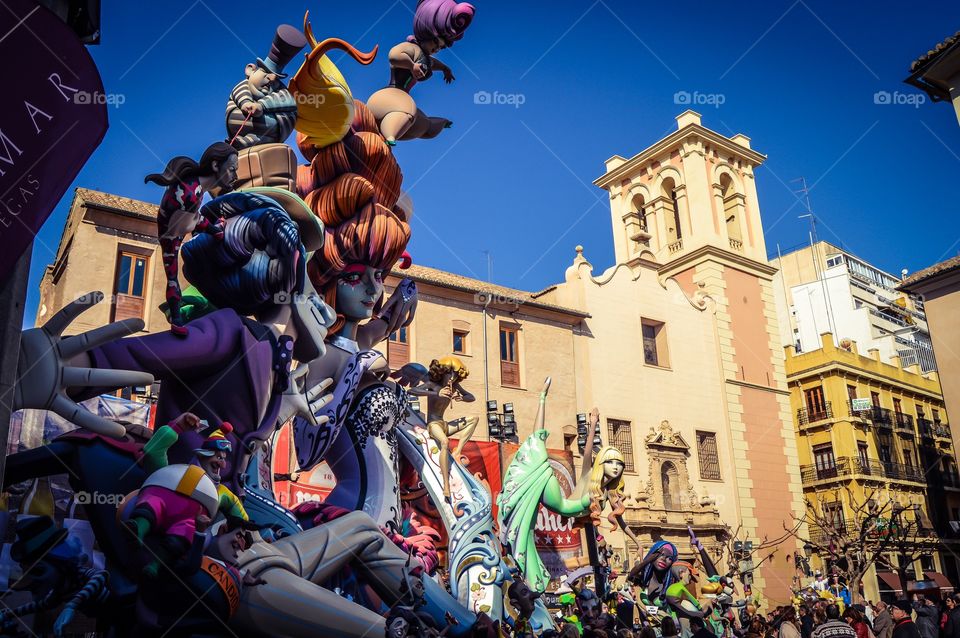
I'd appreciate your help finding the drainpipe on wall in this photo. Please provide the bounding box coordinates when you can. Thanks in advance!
[482,296,492,406]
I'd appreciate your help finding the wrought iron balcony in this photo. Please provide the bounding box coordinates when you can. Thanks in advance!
[807,527,848,549]
[801,457,851,483]
[867,406,894,428]
[801,456,926,486]
[936,471,960,489]
[895,412,915,433]
[798,402,834,426]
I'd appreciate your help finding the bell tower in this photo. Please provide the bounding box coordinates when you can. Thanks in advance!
[598,110,768,267]
[594,111,805,605]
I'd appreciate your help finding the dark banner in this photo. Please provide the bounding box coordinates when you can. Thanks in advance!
[0,0,108,277]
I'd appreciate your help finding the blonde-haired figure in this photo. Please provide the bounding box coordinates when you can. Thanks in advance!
[404,356,478,500]
[583,420,642,557]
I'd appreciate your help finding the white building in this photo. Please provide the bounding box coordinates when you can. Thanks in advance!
[771,241,935,372]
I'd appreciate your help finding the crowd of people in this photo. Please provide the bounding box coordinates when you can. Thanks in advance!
[740,595,960,638]
[535,592,960,638]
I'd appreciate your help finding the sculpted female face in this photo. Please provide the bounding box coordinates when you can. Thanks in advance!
[654,547,675,572]
[335,264,384,321]
[603,458,624,483]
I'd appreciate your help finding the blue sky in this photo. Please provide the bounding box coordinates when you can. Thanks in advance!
[23,0,960,325]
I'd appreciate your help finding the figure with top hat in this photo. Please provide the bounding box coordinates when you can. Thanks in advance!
[226,25,308,149]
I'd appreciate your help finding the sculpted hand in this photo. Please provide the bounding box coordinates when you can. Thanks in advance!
[14,292,153,439]
[361,279,417,348]
[443,69,455,83]
[413,62,428,80]
[53,607,75,637]
[278,364,333,427]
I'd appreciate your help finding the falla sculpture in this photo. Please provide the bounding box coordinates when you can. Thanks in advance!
[3,5,507,638]
[5,1,741,635]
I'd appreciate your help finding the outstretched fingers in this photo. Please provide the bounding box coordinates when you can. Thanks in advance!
[60,318,146,359]
[44,292,104,337]
[62,366,154,390]
[305,377,333,403]
[52,394,126,439]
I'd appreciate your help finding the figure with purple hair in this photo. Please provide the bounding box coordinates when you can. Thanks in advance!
[366,0,475,145]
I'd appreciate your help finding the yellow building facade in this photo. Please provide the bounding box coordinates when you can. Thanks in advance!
[787,332,960,600]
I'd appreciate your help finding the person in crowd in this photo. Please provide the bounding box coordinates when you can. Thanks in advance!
[873,602,894,638]
[800,605,816,638]
[812,604,857,638]
[890,600,921,638]
[777,607,801,638]
[843,606,870,638]
[942,595,960,638]
[910,595,938,638]
[662,617,681,638]
[691,616,717,638]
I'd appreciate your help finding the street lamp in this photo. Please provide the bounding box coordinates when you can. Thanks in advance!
[803,542,814,559]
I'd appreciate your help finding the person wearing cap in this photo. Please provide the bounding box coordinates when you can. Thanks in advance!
[890,600,921,638]
[126,412,248,578]
[225,24,308,149]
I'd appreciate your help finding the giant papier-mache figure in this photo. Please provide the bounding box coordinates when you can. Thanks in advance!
[5,3,498,637]
[7,0,736,635]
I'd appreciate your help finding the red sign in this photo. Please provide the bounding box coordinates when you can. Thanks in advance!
[0,0,108,277]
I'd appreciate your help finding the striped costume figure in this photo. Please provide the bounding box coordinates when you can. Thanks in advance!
[157,178,224,334]
[224,25,307,150]
[225,80,298,149]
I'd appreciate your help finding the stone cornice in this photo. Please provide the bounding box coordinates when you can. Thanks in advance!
[787,359,945,402]
[657,244,778,280]
[595,124,767,189]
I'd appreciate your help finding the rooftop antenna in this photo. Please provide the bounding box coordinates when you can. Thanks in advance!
[792,177,838,339]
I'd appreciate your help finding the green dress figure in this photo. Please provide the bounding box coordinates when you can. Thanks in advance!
[497,378,593,593]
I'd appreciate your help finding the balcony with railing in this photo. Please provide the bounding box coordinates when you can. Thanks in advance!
[869,308,911,328]
[798,402,834,426]
[807,527,847,549]
[800,456,926,486]
[895,412,915,434]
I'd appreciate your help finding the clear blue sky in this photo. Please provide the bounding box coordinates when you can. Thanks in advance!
[23,0,960,325]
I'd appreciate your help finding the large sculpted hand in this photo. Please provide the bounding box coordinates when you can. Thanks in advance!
[358,279,418,350]
[278,364,333,427]
[14,292,154,439]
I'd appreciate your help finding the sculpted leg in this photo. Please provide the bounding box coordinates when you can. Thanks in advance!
[234,512,475,636]
[378,111,416,145]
